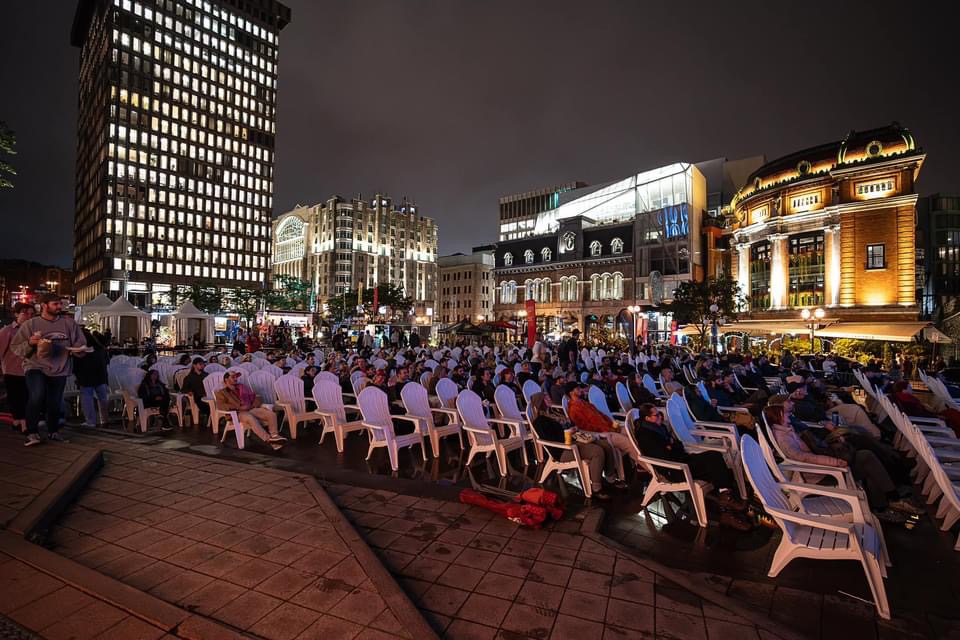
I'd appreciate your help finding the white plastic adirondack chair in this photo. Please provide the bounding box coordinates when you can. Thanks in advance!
[205,363,226,375]
[626,410,711,526]
[457,389,527,476]
[436,378,459,412]
[169,367,198,427]
[419,371,431,387]
[357,386,427,471]
[237,362,258,375]
[117,367,160,433]
[615,382,634,415]
[741,435,890,619]
[274,375,315,440]
[401,382,464,457]
[424,359,439,371]
[521,380,542,407]
[247,370,278,408]
[642,374,665,400]
[317,371,339,386]
[526,401,592,497]
[588,385,626,420]
[494,385,540,462]
[200,374,245,448]
[313,380,366,453]
[666,394,747,499]
[262,363,283,379]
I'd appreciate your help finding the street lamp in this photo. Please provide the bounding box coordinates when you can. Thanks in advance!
[800,307,826,353]
[708,303,721,354]
[627,305,642,347]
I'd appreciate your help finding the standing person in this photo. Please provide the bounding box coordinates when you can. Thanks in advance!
[0,303,35,432]
[530,331,546,377]
[409,330,421,349]
[11,293,87,446]
[138,369,172,431]
[74,328,110,428]
[560,329,580,368]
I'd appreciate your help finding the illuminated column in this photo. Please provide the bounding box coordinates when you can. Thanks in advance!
[768,233,789,309]
[824,225,841,307]
[736,242,751,310]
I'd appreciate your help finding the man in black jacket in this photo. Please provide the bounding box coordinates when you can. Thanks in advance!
[180,358,208,423]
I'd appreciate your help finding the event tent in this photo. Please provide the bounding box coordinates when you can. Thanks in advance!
[170,301,215,346]
[74,293,114,326]
[101,297,151,343]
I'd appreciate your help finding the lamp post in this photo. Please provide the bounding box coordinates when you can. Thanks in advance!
[627,304,641,348]
[801,307,825,353]
[708,303,720,354]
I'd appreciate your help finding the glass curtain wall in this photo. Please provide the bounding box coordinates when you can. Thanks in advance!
[788,233,824,307]
[750,241,771,309]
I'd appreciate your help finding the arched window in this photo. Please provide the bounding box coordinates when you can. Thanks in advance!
[509,280,517,304]
[500,281,518,304]
[560,276,576,302]
[590,240,602,257]
[525,279,535,301]
[504,252,513,266]
[275,216,306,263]
[541,247,552,262]
[611,237,624,254]
[612,272,624,300]
[538,278,552,303]
[590,274,601,300]
[524,249,534,264]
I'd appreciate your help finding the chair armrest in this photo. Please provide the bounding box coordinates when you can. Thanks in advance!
[907,415,946,426]
[685,442,728,454]
[541,440,577,452]
[780,463,856,489]
[718,405,750,414]
[391,414,423,425]
[640,455,690,472]
[767,506,856,534]
[362,421,387,432]
[343,404,360,412]
[431,407,460,419]
[488,417,522,426]
[462,424,492,436]
[693,420,739,436]
[689,429,738,450]
[780,482,867,522]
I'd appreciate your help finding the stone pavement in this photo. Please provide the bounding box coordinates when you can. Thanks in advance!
[329,484,796,640]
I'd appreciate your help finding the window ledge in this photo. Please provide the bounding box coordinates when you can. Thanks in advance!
[864,266,888,271]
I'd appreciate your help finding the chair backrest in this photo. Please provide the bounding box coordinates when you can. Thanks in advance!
[261,363,282,379]
[522,379,541,407]
[436,377,459,409]
[456,389,490,431]
[119,367,147,393]
[317,371,339,386]
[495,364,507,376]
[580,371,591,384]
[357,385,391,442]
[274,375,306,413]
[642,374,661,398]
[350,370,365,384]
[237,362,258,373]
[587,385,613,420]
[583,355,595,371]
[696,380,711,403]
[372,358,389,370]
[351,374,368,397]
[313,380,348,422]
[205,363,226,374]
[740,435,795,534]
[424,359,439,371]
[202,373,225,403]
[495,384,523,421]
[665,394,697,445]
[401,382,433,424]
[252,351,267,360]
[419,371,432,387]
[248,370,277,404]
[174,367,191,390]
[615,381,633,414]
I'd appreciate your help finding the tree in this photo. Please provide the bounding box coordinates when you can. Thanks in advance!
[224,287,265,327]
[0,121,16,189]
[666,275,744,351]
[164,281,222,314]
[266,275,312,311]
[327,283,414,321]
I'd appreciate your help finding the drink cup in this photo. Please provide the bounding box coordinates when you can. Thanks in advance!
[564,428,574,445]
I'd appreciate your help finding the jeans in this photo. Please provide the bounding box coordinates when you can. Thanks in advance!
[25,370,67,435]
[80,384,109,425]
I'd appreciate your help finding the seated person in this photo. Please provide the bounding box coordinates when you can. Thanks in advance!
[565,382,639,479]
[633,404,749,530]
[138,369,172,431]
[302,365,318,398]
[498,368,524,407]
[627,372,659,406]
[659,367,684,397]
[890,380,960,436]
[471,368,497,404]
[787,383,827,422]
[215,371,286,450]
[825,394,882,439]
[528,392,613,500]
[684,384,754,432]
[516,362,535,386]
[763,404,921,522]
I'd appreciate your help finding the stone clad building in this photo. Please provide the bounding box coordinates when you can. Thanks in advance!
[437,249,496,325]
[717,123,924,322]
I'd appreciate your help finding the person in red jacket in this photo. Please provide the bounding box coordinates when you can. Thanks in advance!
[566,382,639,483]
[246,331,261,354]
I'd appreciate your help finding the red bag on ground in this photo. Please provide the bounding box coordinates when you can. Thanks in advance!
[459,489,565,528]
[518,488,564,520]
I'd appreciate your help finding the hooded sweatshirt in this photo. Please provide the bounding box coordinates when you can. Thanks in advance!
[11,314,86,377]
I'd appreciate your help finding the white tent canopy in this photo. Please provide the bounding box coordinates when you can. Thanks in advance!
[817,322,952,344]
[171,301,215,346]
[101,297,151,343]
[75,293,115,324]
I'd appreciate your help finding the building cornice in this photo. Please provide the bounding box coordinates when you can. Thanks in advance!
[494,255,631,275]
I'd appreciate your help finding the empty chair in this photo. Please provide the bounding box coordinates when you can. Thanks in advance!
[401,382,464,457]
[314,380,367,453]
[169,367,198,427]
[457,389,527,476]
[741,435,890,619]
[436,378,459,411]
[357,386,427,471]
[494,385,540,462]
[274,374,315,439]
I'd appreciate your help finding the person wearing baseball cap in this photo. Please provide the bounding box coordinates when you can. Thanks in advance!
[11,292,87,446]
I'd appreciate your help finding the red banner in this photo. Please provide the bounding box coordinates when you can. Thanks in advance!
[639,317,648,346]
[670,320,678,345]
[525,299,536,348]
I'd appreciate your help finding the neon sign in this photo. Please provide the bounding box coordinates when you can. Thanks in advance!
[658,204,689,239]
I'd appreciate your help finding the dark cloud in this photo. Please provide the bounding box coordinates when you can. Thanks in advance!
[1,0,955,266]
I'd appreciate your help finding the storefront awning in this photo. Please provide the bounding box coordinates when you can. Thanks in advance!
[817,322,950,343]
[721,321,813,336]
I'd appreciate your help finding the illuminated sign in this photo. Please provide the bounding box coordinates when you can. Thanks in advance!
[790,191,821,213]
[855,178,896,200]
[749,205,768,225]
[658,204,689,239]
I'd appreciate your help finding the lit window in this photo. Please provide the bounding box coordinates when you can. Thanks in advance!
[503,252,513,266]
[611,238,624,254]
[590,241,601,257]
[866,244,885,269]
[541,247,552,262]
[524,249,534,264]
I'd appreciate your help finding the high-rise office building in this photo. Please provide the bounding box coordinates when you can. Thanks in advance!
[272,194,438,309]
[70,0,291,306]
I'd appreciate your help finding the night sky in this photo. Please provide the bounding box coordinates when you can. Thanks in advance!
[1,0,956,268]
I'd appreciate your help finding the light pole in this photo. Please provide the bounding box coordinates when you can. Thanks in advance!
[627,305,641,348]
[709,303,720,354]
[801,307,826,353]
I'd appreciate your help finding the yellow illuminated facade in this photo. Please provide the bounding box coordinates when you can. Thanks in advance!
[714,123,924,321]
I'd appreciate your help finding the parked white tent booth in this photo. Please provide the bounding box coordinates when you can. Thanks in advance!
[101,297,151,343]
[170,301,215,346]
[74,293,115,326]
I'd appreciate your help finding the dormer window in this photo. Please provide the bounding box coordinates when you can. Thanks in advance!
[541,247,552,262]
[611,238,624,254]
[524,249,534,264]
[589,240,602,257]
[504,252,513,266]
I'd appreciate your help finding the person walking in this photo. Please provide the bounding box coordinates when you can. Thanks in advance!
[74,328,110,428]
[11,293,88,446]
[0,302,35,432]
